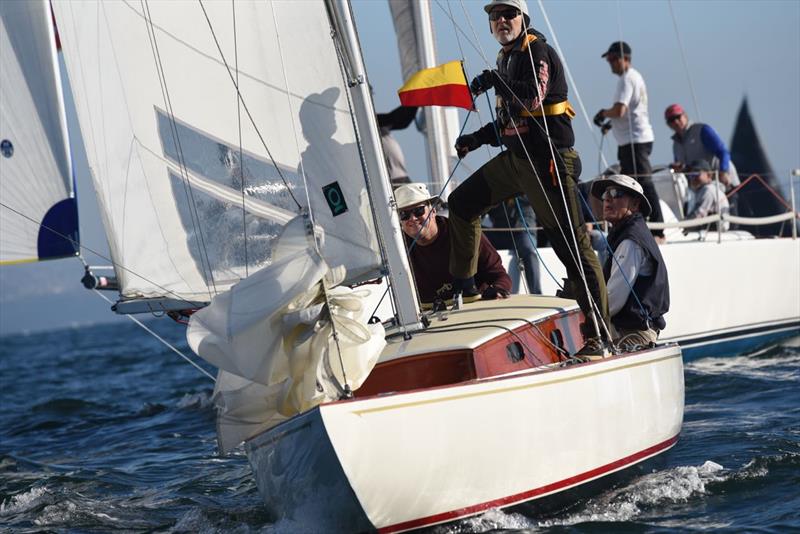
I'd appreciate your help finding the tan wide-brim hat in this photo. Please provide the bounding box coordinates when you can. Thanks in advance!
[394,183,438,210]
[590,174,652,217]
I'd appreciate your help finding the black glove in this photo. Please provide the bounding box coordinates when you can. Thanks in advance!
[455,133,481,159]
[470,69,498,95]
[600,122,612,135]
[593,110,606,127]
[481,286,509,300]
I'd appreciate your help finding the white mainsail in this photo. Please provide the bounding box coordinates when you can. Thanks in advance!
[0,0,78,265]
[52,1,383,302]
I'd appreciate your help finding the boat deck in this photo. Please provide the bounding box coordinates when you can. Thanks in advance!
[356,295,583,398]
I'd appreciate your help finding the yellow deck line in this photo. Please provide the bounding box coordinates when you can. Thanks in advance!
[351,352,681,416]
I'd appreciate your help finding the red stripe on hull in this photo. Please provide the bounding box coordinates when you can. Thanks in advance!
[399,84,473,110]
[379,434,680,533]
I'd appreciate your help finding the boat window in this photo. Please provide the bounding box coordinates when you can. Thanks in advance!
[506,341,525,363]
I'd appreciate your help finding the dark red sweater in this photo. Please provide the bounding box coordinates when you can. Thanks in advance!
[406,216,512,304]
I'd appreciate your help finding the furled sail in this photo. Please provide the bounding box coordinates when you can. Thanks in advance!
[0,0,78,265]
[52,1,382,303]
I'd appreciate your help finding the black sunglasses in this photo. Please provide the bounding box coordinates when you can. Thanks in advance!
[601,187,627,201]
[399,205,427,221]
[489,8,520,21]
[666,115,682,123]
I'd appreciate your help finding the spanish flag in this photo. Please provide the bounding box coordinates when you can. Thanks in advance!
[397,60,473,110]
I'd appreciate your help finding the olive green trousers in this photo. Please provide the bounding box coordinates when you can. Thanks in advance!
[448,148,610,332]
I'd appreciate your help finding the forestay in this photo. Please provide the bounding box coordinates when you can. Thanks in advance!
[52,1,381,302]
[0,0,78,264]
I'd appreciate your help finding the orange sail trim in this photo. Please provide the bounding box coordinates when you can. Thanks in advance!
[399,84,473,110]
[397,60,474,110]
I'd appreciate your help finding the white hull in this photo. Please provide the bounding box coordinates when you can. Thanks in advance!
[246,343,683,532]
[532,237,800,359]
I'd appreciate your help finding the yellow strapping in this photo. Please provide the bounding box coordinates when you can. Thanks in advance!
[521,100,576,119]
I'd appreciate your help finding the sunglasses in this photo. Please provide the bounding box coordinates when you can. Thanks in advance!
[601,187,627,201]
[399,205,427,221]
[666,115,682,123]
[489,8,520,21]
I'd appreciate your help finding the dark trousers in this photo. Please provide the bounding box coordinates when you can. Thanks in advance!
[448,148,609,333]
[618,142,664,236]
[486,227,542,294]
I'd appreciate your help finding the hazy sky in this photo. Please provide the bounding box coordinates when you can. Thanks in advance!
[1,0,798,335]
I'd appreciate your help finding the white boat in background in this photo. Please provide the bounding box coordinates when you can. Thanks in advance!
[0,0,79,265]
[37,0,684,530]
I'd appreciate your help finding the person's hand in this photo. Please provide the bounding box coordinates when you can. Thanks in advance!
[600,122,612,135]
[593,110,606,127]
[719,171,730,186]
[470,70,497,96]
[481,286,509,300]
[455,134,481,159]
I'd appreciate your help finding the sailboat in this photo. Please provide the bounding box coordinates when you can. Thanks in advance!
[0,0,685,531]
[0,0,79,266]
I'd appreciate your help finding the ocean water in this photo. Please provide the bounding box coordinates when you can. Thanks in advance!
[1,320,798,533]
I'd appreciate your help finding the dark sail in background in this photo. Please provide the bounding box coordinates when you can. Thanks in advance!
[730,97,792,236]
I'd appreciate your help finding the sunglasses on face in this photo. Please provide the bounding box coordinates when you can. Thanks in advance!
[399,205,427,221]
[489,8,520,21]
[667,115,682,124]
[601,187,627,201]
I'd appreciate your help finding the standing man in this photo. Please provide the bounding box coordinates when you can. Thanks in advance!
[449,0,609,354]
[594,41,664,240]
[590,175,669,350]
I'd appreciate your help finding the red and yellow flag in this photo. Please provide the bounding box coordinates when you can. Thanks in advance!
[397,60,473,110]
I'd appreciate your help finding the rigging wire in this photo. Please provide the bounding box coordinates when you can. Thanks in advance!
[0,201,211,311]
[197,0,303,211]
[614,0,639,180]
[667,0,702,121]
[231,0,249,278]
[141,0,218,299]
[534,0,610,171]
[92,290,216,382]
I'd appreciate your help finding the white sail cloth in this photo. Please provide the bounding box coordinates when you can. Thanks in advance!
[187,218,386,453]
[0,0,75,264]
[52,1,380,301]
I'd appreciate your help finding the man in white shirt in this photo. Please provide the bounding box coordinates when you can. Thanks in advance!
[594,41,664,240]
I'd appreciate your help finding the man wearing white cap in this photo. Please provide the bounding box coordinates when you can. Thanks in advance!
[394,183,511,310]
[591,175,670,349]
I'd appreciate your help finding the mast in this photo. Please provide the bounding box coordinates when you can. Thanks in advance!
[327,0,422,332]
[412,1,452,196]
[388,0,455,196]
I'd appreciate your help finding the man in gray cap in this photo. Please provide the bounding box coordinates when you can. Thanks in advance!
[449,0,609,355]
[594,41,664,241]
[591,175,670,350]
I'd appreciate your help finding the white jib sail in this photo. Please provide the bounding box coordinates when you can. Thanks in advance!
[0,0,77,264]
[52,1,381,302]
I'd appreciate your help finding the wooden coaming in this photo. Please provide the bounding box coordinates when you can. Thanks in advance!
[356,295,584,398]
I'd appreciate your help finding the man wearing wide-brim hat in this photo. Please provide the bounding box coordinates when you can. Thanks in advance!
[394,183,511,310]
[591,174,670,350]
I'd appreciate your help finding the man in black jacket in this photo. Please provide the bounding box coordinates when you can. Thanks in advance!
[449,0,609,354]
[590,174,669,350]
